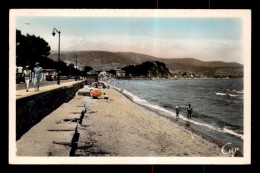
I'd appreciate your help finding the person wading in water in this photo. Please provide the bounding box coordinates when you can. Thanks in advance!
[186,104,193,119]
[175,106,180,120]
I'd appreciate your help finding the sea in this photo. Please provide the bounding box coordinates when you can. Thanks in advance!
[109,78,244,152]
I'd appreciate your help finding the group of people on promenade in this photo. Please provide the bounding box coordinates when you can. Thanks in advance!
[175,104,193,120]
[23,62,42,92]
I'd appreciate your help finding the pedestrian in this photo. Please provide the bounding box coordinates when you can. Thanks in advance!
[186,104,193,119]
[103,93,109,99]
[23,65,31,92]
[175,106,180,120]
[33,62,42,91]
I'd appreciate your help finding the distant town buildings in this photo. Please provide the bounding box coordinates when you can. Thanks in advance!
[115,68,125,77]
[86,69,99,83]
[16,66,58,83]
[87,70,99,75]
[98,70,112,82]
[41,69,58,81]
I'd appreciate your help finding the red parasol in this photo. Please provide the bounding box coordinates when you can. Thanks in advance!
[91,89,102,97]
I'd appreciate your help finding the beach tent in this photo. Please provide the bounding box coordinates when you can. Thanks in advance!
[87,70,99,75]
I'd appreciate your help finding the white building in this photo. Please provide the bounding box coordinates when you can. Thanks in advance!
[115,68,125,77]
[98,70,112,82]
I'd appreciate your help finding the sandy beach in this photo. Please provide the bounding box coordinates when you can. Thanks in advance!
[76,88,225,157]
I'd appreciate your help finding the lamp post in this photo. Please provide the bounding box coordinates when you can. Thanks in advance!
[52,28,61,85]
[73,55,77,81]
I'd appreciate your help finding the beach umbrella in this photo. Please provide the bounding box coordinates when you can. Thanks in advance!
[91,89,102,97]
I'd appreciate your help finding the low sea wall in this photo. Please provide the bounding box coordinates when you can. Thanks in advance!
[16,80,86,140]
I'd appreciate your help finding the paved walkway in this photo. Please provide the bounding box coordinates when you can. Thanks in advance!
[16,81,84,99]
[16,95,87,156]
[16,79,76,91]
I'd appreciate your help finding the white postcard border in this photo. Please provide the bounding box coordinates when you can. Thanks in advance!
[9,9,251,165]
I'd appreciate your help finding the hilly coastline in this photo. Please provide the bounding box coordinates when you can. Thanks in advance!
[49,51,243,77]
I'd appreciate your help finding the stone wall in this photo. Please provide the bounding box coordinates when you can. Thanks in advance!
[16,81,86,140]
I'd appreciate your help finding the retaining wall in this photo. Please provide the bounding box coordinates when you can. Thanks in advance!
[16,81,86,140]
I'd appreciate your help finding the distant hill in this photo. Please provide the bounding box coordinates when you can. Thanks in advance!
[49,51,243,77]
[123,61,170,78]
[160,58,243,77]
[49,51,158,70]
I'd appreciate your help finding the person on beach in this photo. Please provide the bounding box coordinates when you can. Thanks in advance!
[186,104,193,119]
[23,65,31,92]
[175,106,180,120]
[103,93,109,99]
[33,62,42,91]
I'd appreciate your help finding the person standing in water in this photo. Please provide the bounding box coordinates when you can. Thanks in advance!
[33,62,42,91]
[186,104,193,119]
[23,65,31,92]
[175,106,180,120]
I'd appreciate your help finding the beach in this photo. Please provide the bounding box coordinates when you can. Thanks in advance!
[16,86,226,157]
[109,79,244,153]
[76,88,225,156]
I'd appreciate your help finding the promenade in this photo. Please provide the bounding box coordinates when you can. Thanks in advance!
[16,80,85,99]
[16,94,87,156]
[16,80,87,156]
[16,79,76,91]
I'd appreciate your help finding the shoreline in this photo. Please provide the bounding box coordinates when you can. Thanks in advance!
[113,77,244,81]
[111,87,243,157]
[77,87,228,157]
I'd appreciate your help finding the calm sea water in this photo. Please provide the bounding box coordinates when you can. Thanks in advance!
[109,78,244,151]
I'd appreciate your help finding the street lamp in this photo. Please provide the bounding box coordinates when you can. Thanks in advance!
[73,55,77,81]
[52,28,61,85]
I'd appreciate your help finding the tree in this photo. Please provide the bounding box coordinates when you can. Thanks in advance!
[68,63,74,76]
[107,69,116,76]
[16,30,87,77]
[16,30,51,69]
[83,66,93,74]
[122,61,170,77]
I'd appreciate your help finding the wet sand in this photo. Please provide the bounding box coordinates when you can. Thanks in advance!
[80,88,225,156]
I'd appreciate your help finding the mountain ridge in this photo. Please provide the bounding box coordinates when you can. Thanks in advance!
[49,50,243,77]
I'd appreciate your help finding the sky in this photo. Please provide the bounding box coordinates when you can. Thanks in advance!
[16,16,244,64]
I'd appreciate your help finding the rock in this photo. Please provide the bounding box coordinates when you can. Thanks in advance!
[78,90,91,96]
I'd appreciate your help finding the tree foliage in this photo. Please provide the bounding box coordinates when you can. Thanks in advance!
[122,61,170,77]
[84,66,93,73]
[16,30,51,68]
[182,72,187,77]
[107,69,116,76]
[16,30,89,76]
